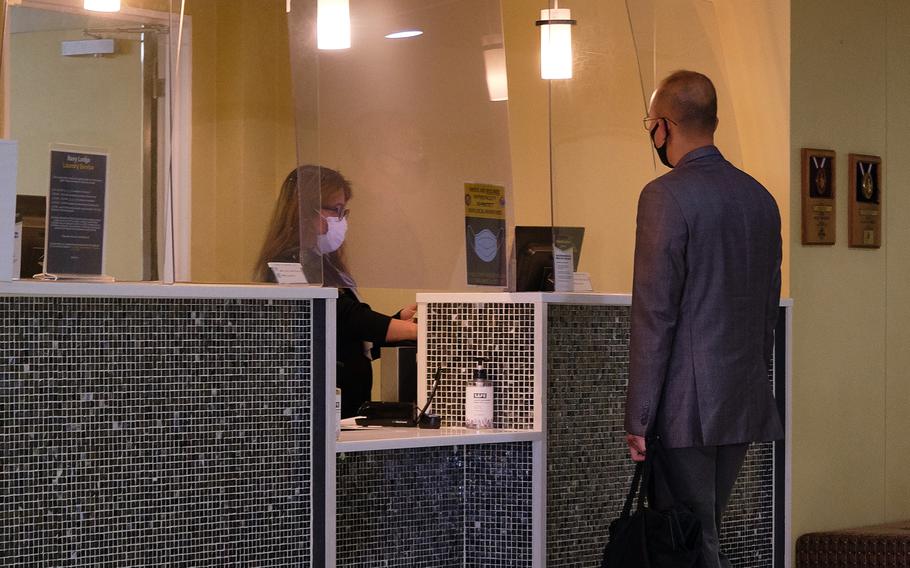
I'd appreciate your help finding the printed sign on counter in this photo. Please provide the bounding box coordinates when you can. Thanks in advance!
[552,245,574,292]
[464,182,506,286]
[0,140,18,282]
[268,262,309,284]
[44,147,109,278]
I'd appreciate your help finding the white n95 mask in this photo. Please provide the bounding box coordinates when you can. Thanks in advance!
[470,227,503,262]
[317,217,348,254]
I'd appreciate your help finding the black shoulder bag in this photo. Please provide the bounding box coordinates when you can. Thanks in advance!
[601,440,702,567]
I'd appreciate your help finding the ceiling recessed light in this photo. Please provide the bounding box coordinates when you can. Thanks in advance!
[385,30,424,39]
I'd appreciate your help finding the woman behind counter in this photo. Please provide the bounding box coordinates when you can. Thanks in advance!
[255,165,418,417]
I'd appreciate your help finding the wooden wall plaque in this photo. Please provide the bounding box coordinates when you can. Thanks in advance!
[848,154,882,248]
[801,148,836,245]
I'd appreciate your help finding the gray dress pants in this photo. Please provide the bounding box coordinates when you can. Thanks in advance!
[649,443,750,568]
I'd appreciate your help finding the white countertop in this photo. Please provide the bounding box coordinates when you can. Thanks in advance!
[335,427,542,452]
[0,280,338,300]
[417,291,633,305]
[418,291,793,307]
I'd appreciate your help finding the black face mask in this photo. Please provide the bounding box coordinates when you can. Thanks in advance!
[649,120,674,169]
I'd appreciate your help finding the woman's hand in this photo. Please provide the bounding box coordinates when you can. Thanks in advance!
[398,303,418,322]
[386,318,418,342]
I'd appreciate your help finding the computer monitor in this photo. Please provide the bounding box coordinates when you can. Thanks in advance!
[514,226,584,292]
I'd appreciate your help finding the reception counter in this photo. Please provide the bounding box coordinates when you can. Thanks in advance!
[1,285,790,567]
[0,281,335,567]
[328,292,791,568]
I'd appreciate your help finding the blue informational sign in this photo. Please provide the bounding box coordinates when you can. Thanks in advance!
[45,148,107,276]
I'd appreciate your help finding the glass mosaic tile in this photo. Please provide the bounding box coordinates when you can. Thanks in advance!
[546,303,781,568]
[424,303,535,430]
[464,443,534,568]
[0,297,313,567]
[335,443,533,568]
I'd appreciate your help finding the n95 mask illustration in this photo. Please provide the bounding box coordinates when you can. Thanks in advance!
[469,227,504,262]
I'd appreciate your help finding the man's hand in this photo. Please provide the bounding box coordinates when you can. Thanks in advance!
[626,434,647,462]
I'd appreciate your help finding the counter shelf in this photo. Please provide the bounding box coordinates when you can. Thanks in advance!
[335,426,542,453]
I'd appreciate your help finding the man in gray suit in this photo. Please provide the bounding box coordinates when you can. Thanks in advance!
[625,70,784,568]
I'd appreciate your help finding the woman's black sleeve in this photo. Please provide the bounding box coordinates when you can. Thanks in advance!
[336,291,392,344]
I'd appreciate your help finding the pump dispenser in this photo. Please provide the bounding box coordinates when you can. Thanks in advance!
[464,358,494,429]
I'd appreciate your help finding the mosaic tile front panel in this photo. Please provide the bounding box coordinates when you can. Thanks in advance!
[464,443,534,568]
[1,297,313,567]
[546,303,781,568]
[546,304,633,568]
[424,303,535,429]
[336,443,533,568]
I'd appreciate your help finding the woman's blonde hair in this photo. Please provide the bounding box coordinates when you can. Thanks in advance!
[254,165,353,283]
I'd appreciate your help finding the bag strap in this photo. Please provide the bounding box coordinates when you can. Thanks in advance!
[623,436,661,515]
[620,461,643,518]
[637,452,651,511]
[635,436,662,511]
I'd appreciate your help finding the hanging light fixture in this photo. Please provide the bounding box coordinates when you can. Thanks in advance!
[536,3,576,80]
[84,0,121,12]
[317,0,351,50]
[482,35,508,102]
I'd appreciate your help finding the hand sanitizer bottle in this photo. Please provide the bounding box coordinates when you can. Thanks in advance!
[465,359,493,429]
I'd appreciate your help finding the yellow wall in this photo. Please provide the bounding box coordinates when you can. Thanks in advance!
[186,0,296,283]
[8,26,144,280]
[790,0,910,549]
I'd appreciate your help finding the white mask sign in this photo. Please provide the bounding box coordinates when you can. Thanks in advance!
[464,182,507,286]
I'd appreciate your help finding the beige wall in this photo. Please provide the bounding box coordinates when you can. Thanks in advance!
[790,0,910,547]
[883,1,910,523]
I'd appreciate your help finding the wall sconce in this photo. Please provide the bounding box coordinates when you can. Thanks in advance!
[482,35,508,102]
[317,0,351,50]
[536,6,576,80]
[84,0,121,12]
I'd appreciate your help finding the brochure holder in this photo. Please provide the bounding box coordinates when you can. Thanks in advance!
[34,145,114,282]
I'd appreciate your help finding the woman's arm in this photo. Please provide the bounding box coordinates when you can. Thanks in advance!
[385,318,417,342]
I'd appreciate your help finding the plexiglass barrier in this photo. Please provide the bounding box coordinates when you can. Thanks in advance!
[2,0,786,292]
[546,0,788,293]
[286,0,513,291]
[1,0,178,282]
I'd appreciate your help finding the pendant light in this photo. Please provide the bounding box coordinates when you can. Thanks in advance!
[84,0,121,12]
[536,3,576,80]
[317,0,351,50]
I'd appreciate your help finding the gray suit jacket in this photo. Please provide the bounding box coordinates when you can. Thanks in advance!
[625,145,784,448]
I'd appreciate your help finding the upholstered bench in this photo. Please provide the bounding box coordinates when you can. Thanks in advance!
[796,520,910,567]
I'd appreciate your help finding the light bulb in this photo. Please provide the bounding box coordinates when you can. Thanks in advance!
[84,0,121,12]
[538,8,574,80]
[317,0,351,50]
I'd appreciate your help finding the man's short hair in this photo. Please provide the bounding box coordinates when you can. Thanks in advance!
[655,70,718,135]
